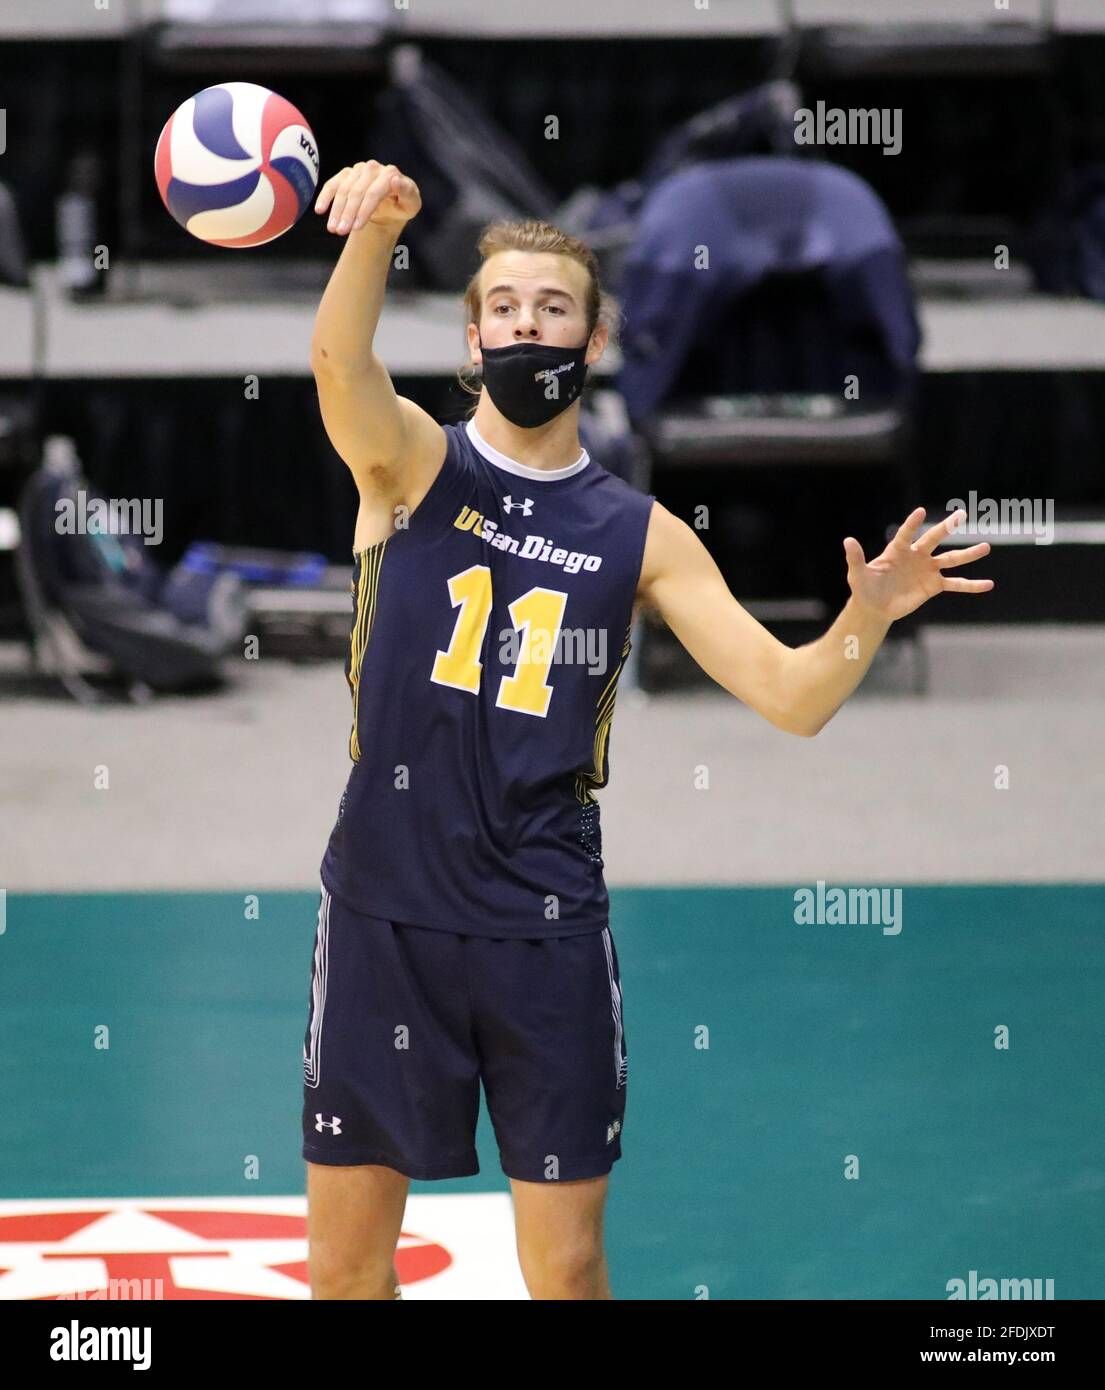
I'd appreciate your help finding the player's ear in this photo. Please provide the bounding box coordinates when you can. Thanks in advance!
[586,321,608,363]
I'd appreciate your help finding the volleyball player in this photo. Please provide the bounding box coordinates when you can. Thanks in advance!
[302,162,992,1300]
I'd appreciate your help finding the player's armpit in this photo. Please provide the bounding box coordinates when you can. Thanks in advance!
[637,502,813,736]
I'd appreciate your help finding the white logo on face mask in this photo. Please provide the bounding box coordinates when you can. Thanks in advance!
[534,361,577,383]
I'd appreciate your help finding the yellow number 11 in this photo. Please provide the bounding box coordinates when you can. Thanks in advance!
[430,565,568,718]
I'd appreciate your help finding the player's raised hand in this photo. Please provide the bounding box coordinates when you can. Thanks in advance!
[315,161,421,235]
[843,507,994,622]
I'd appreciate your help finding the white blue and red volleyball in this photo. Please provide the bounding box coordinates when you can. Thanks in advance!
[154,82,320,248]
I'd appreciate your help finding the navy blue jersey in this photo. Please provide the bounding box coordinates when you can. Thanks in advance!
[320,417,654,938]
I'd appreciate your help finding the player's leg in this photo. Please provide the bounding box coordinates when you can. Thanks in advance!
[306,1160,408,1299]
[301,890,482,1298]
[509,1173,613,1299]
[471,925,629,1300]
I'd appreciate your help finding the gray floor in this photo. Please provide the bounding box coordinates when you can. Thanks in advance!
[1,624,1101,892]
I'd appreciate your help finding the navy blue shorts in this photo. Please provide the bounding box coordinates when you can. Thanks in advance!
[301,885,628,1182]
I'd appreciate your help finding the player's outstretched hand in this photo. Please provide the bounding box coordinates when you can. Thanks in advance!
[315,161,421,235]
[844,507,994,622]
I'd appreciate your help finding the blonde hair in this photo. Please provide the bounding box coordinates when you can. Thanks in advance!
[457,219,618,404]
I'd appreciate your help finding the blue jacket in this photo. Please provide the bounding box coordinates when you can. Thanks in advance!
[615,157,921,424]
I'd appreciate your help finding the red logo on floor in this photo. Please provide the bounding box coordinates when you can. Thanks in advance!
[0,1202,450,1299]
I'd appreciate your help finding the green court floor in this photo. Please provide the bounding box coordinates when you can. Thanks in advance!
[2,885,1102,1298]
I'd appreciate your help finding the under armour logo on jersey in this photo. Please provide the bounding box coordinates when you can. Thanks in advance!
[502,495,534,516]
[315,1114,342,1134]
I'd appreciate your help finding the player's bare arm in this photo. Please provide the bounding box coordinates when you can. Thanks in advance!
[636,502,993,738]
[310,161,446,548]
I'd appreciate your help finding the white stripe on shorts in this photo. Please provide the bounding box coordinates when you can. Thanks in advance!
[601,926,628,1090]
[303,884,331,1089]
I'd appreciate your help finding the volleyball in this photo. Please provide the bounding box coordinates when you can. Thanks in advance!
[154,81,320,248]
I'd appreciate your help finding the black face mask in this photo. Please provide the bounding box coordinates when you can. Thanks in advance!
[476,334,590,428]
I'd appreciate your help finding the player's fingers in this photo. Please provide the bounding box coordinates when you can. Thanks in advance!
[314,168,349,215]
[935,542,990,570]
[327,161,380,231]
[889,506,926,549]
[392,173,420,211]
[346,165,400,230]
[325,163,363,229]
[318,163,372,215]
[941,577,994,593]
[914,508,966,556]
[373,169,420,221]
